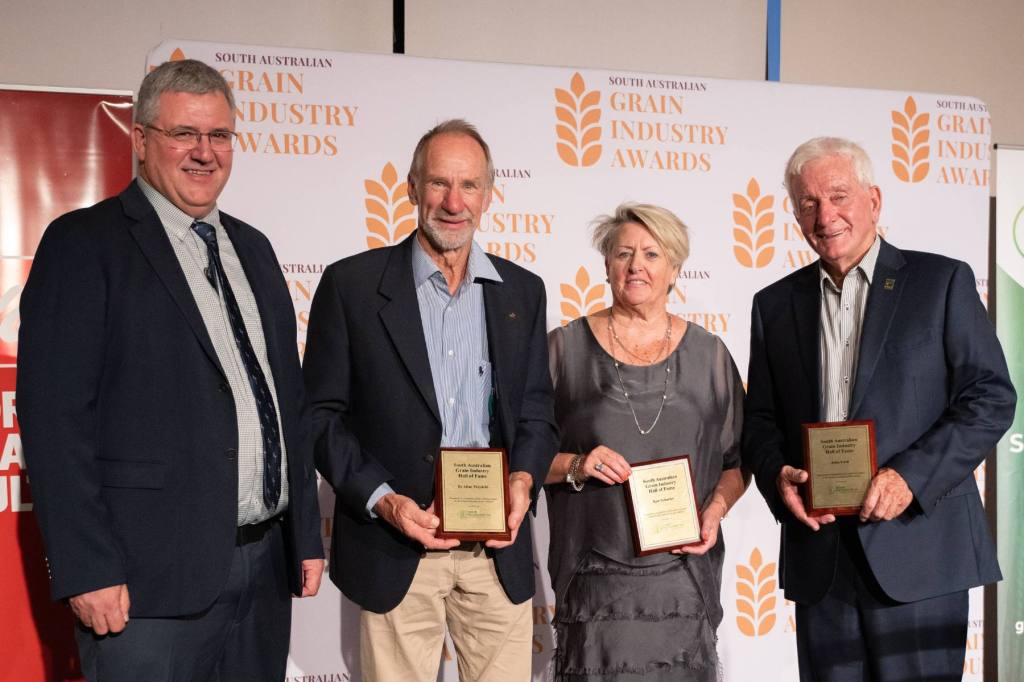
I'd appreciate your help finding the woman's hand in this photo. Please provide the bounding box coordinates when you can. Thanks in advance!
[673,496,727,556]
[581,445,632,485]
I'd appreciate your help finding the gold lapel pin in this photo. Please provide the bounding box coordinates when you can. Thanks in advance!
[884,278,896,290]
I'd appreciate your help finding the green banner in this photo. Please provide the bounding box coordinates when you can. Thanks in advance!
[997,264,1024,681]
[996,145,1024,681]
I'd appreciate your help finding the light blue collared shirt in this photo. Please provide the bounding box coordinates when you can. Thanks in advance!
[366,236,503,514]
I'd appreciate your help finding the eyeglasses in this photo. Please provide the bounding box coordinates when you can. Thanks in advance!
[145,125,237,151]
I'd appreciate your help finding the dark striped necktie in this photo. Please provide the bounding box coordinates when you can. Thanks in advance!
[192,221,281,510]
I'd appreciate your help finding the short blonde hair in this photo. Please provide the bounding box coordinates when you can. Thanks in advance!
[591,202,690,270]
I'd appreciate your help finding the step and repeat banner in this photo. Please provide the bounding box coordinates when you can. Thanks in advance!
[994,145,1024,682]
[142,40,994,681]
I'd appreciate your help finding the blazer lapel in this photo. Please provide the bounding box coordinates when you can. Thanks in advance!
[850,239,906,417]
[377,235,441,424]
[121,183,225,377]
[483,274,522,447]
[791,265,821,415]
[223,216,284,375]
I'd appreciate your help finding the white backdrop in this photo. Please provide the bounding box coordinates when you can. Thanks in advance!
[145,40,993,681]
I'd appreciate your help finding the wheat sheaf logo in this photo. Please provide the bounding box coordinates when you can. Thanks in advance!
[735,547,778,637]
[732,179,775,268]
[560,267,606,325]
[891,96,931,183]
[554,73,603,168]
[149,48,186,72]
[364,162,415,250]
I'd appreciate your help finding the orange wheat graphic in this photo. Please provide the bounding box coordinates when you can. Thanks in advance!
[560,267,606,325]
[735,548,777,637]
[554,73,603,168]
[891,96,931,183]
[149,48,187,72]
[732,179,775,268]
[364,162,415,249]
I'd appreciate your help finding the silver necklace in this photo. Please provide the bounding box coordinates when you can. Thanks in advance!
[607,315,672,435]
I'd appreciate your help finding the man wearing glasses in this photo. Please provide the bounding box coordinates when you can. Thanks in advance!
[18,59,324,680]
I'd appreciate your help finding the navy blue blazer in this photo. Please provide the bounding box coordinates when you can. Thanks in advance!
[303,233,558,614]
[18,181,323,616]
[742,239,1014,604]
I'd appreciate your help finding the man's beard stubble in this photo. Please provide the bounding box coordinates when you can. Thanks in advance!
[419,211,476,253]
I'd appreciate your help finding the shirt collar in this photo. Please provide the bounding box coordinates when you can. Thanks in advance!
[137,176,222,242]
[819,235,880,290]
[411,231,503,289]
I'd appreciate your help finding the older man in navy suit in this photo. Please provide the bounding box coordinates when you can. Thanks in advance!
[304,119,557,681]
[742,137,1015,681]
[18,60,323,681]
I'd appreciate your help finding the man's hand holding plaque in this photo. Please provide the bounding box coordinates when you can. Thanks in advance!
[435,448,512,542]
[802,420,878,517]
[623,456,701,556]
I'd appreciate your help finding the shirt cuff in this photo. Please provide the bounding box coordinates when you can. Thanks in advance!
[366,483,396,519]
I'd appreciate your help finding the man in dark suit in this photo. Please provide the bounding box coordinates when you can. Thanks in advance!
[742,136,1015,681]
[304,119,557,680]
[18,59,323,680]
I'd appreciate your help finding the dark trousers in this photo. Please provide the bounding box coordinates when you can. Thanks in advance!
[76,519,292,682]
[795,522,968,682]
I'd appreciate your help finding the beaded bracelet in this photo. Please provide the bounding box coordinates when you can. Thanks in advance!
[566,453,586,492]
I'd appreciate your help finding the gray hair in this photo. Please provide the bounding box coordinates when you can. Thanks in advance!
[135,59,235,127]
[591,202,690,270]
[408,119,495,188]
[784,137,875,207]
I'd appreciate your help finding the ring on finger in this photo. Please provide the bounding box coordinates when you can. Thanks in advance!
[595,462,604,473]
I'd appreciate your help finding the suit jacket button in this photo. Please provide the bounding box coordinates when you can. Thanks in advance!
[424,453,435,463]
[419,502,428,510]
[226,448,236,461]
[219,383,229,393]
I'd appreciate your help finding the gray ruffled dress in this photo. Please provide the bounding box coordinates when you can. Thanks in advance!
[545,318,743,681]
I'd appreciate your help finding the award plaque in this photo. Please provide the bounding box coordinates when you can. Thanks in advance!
[434,447,511,541]
[802,420,878,516]
[623,455,701,556]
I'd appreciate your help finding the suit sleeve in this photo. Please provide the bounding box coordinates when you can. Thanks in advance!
[741,294,790,521]
[260,235,323,563]
[884,261,1016,513]
[289,374,325,562]
[303,265,394,519]
[17,217,127,601]
[510,280,558,505]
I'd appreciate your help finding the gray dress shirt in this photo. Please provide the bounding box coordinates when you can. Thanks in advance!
[818,236,880,421]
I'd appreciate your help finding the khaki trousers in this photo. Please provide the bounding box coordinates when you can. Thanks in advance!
[360,544,532,681]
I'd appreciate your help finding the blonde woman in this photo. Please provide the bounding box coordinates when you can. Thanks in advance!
[545,203,748,681]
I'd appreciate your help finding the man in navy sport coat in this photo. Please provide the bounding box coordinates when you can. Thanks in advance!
[742,136,1014,682]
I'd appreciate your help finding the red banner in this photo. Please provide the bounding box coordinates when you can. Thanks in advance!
[0,87,133,682]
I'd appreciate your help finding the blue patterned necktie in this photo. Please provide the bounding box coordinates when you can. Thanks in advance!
[192,221,282,510]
